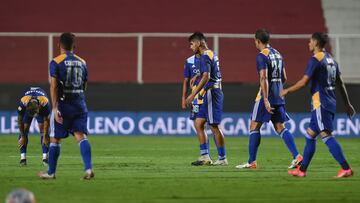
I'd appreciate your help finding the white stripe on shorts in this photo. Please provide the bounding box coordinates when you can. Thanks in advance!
[50,111,55,138]
[207,90,214,123]
[252,101,260,121]
[316,107,324,131]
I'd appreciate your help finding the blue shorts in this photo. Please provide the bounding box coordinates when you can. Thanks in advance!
[309,107,334,134]
[23,112,44,124]
[50,112,88,139]
[251,100,289,123]
[190,104,201,120]
[197,88,223,125]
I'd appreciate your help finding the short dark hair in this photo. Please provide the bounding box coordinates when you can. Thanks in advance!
[311,32,328,49]
[26,99,39,116]
[188,32,207,42]
[255,29,270,44]
[60,32,75,51]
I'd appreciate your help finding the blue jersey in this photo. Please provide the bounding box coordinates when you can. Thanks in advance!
[183,55,200,80]
[255,46,285,105]
[305,51,339,113]
[49,52,88,114]
[17,87,51,117]
[200,50,222,90]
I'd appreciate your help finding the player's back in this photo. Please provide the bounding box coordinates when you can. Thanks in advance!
[50,52,88,115]
[308,52,338,113]
[256,47,285,105]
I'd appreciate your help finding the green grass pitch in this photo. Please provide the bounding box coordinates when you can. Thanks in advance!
[0,135,359,203]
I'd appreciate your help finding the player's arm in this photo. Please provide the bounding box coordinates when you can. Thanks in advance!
[282,68,287,84]
[281,58,315,97]
[281,75,311,98]
[50,76,63,124]
[185,57,210,106]
[259,69,273,114]
[182,77,189,109]
[336,73,356,118]
[17,104,27,148]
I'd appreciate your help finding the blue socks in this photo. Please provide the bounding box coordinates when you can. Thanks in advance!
[279,128,299,159]
[200,143,209,156]
[40,135,49,155]
[18,134,28,155]
[248,130,261,163]
[79,139,92,171]
[300,134,316,172]
[323,136,350,170]
[48,143,61,175]
[213,136,226,160]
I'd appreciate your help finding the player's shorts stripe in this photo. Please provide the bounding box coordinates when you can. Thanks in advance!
[49,111,55,138]
[316,107,324,131]
[207,90,213,123]
[252,101,260,121]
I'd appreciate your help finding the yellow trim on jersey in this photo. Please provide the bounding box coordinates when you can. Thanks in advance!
[255,88,262,101]
[312,91,321,110]
[314,52,325,62]
[53,54,67,64]
[74,54,86,64]
[204,50,214,60]
[20,96,31,105]
[37,96,49,106]
[194,89,206,105]
[261,48,270,56]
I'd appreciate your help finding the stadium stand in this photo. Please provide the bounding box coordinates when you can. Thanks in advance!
[0,0,327,83]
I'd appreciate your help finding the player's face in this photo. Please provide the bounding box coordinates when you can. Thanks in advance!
[309,38,317,52]
[254,39,260,50]
[190,41,200,53]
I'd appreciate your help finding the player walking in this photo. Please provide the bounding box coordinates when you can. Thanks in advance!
[236,29,302,169]
[186,32,227,166]
[282,32,355,178]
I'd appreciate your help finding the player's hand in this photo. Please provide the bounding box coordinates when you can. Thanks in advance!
[345,104,356,119]
[181,97,187,109]
[186,94,195,107]
[53,108,63,124]
[264,99,274,114]
[280,89,289,98]
[18,136,27,149]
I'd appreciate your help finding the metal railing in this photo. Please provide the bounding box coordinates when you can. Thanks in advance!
[1,32,360,83]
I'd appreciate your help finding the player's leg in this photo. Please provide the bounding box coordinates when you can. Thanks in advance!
[191,117,212,166]
[289,109,319,177]
[317,108,352,177]
[236,99,267,169]
[272,106,302,168]
[36,116,49,165]
[39,114,66,179]
[73,112,94,179]
[191,104,210,157]
[206,89,227,165]
[19,114,32,166]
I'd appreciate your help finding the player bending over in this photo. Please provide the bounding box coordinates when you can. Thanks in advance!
[38,32,94,180]
[17,87,50,166]
[186,32,227,166]
[281,32,355,178]
[236,29,302,169]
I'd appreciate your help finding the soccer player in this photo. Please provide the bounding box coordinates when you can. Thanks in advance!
[186,32,227,166]
[38,32,94,180]
[17,87,50,166]
[282,32,355,178]
[182,54,211,164]
[236,29,302,169]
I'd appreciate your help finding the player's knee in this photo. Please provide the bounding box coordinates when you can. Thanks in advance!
[306,128,318,138]
[250,121,262,131]
[319,130,332,138]
[50,137,60,144]
[274,123,285,134]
